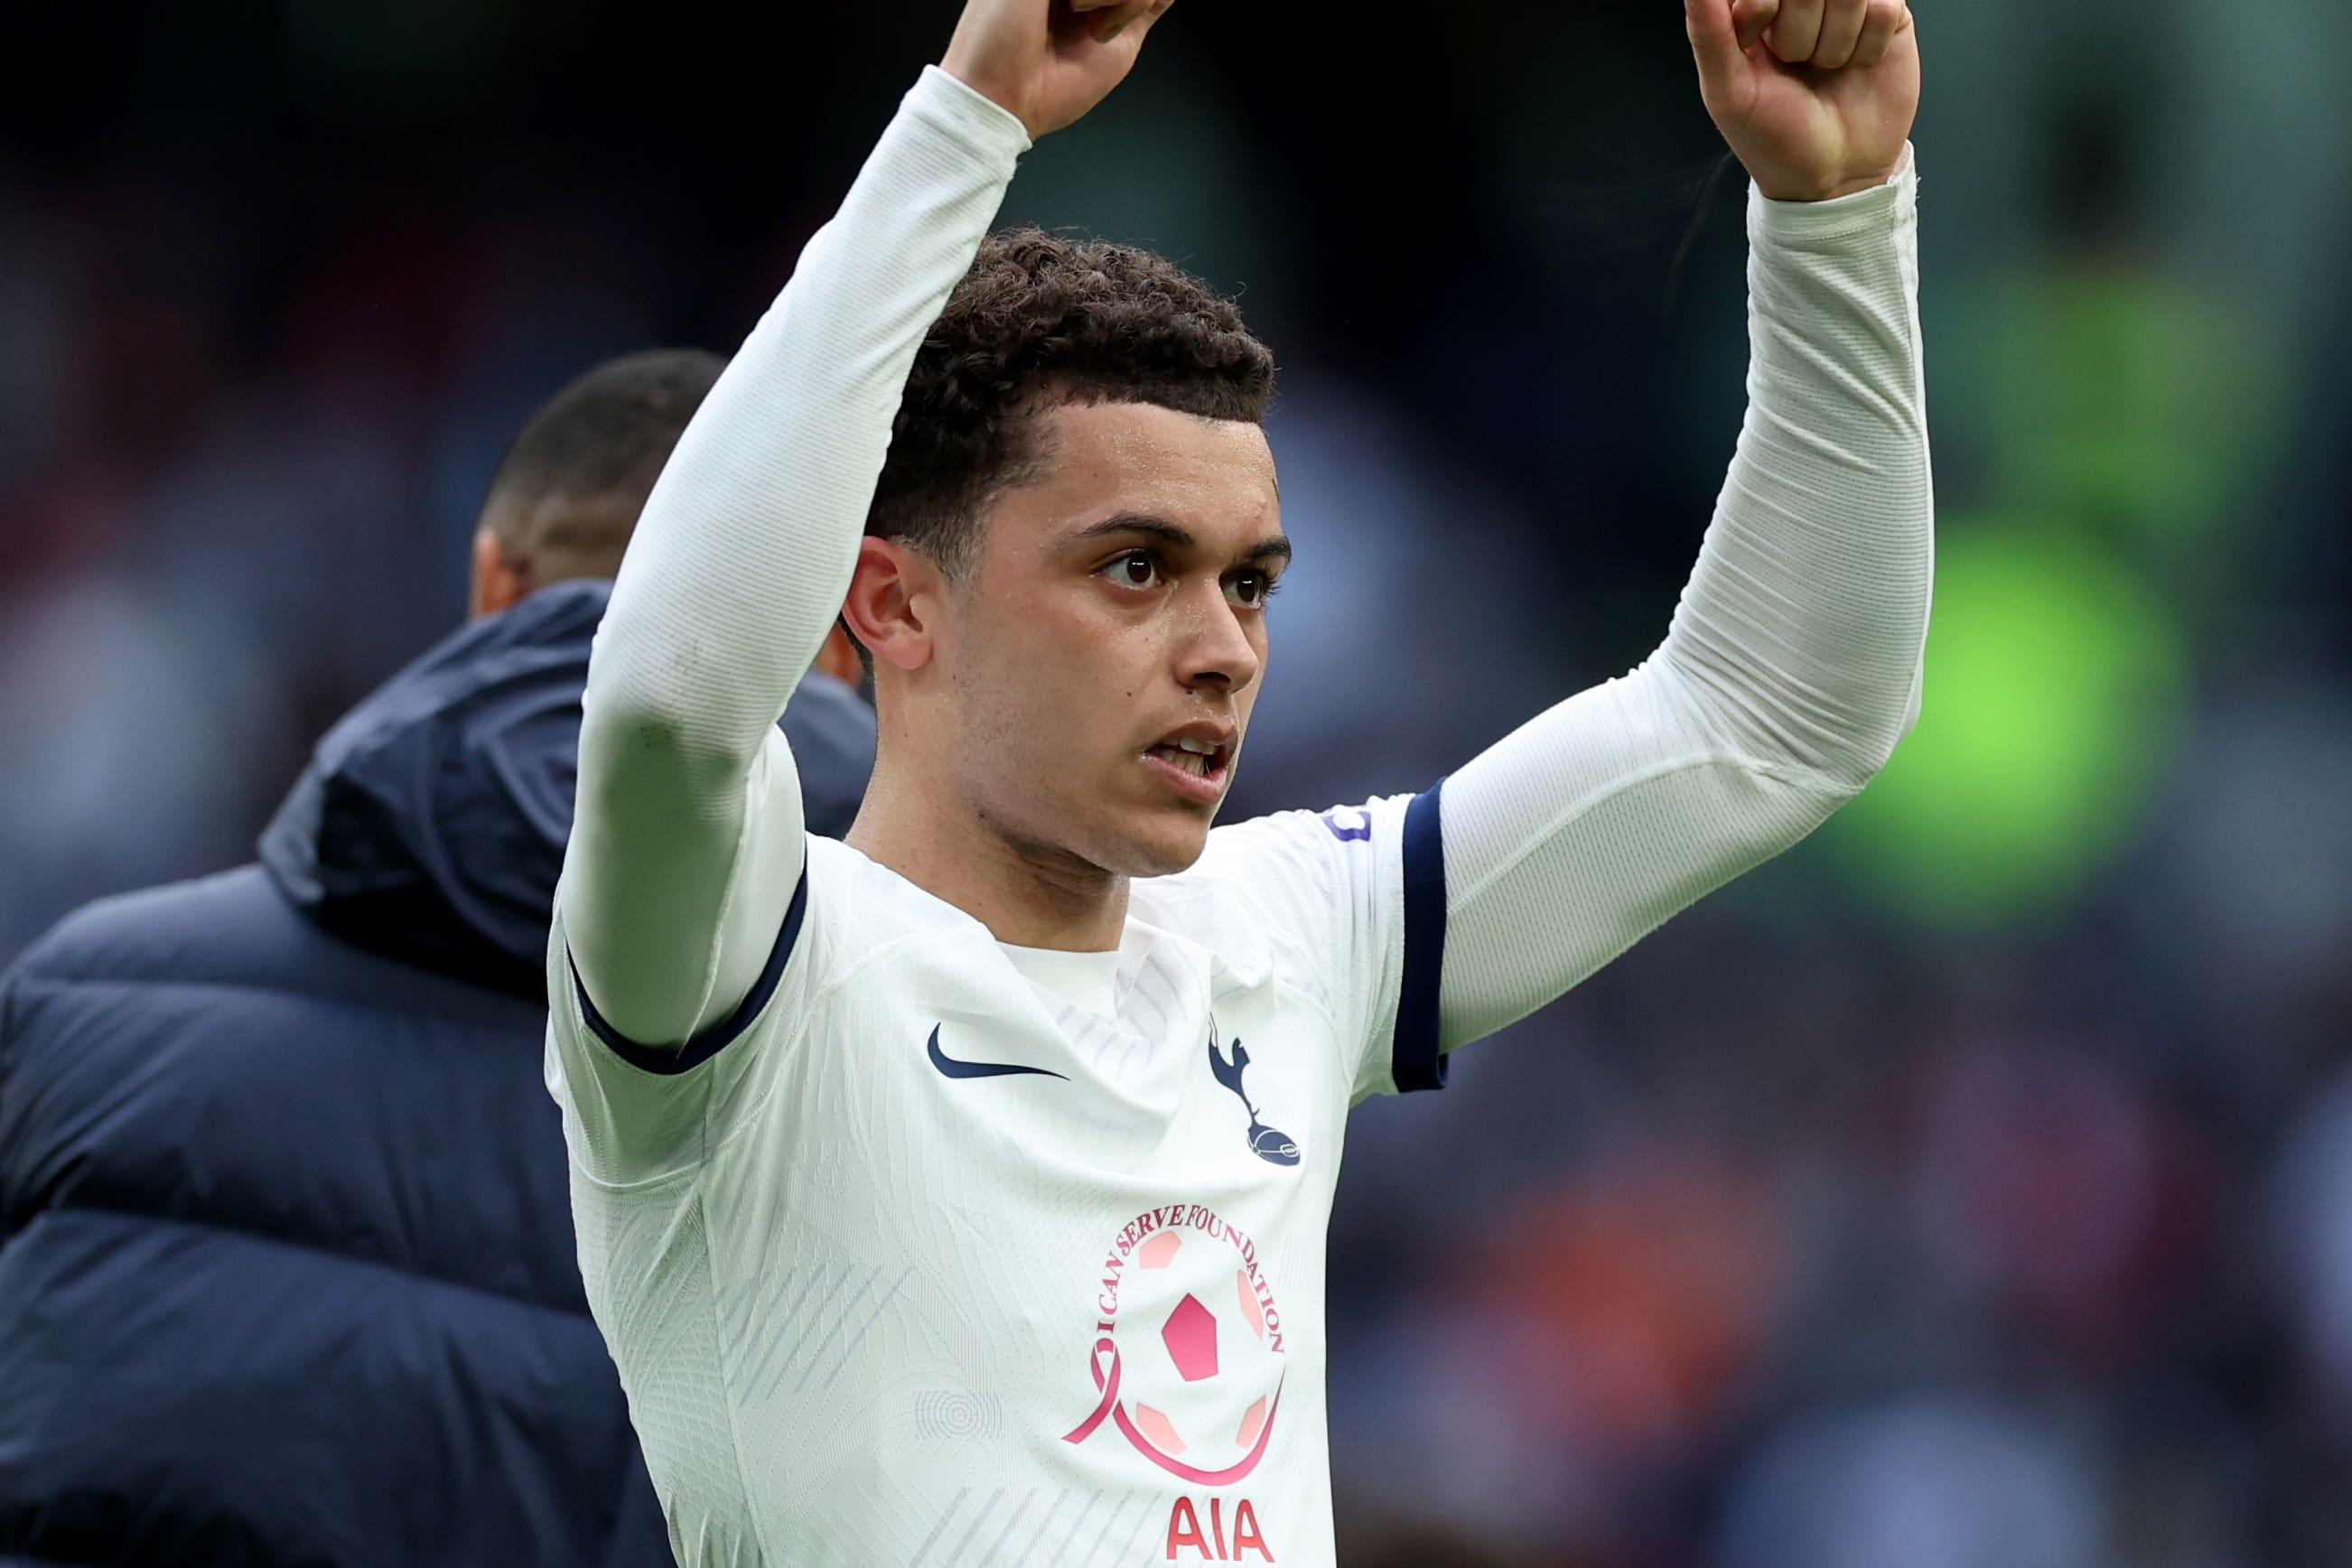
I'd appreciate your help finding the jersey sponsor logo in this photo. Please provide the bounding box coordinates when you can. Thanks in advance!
[925,1024,1069,1081]
[1321,806,1372,843]
[1207,1027,1300,1167]
[1063,1203,1289,1486]
[1166,1496,1275,1562]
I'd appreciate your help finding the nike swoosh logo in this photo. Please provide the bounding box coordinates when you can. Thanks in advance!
[927,1025,1069,1081]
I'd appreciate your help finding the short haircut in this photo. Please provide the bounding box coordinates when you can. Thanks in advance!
[867,229,1276,578]
[480,348,726,581]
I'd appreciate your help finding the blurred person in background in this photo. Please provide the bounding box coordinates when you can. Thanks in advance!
[0,350,874,1567]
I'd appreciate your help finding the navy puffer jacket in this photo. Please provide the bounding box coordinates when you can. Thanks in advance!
[0,581,874,1566]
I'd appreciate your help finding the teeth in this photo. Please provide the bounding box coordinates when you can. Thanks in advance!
[1175,737,1218,755]
[1151,744,1214,778]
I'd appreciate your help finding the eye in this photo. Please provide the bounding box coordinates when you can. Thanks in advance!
[1226,570,1281,610]
[1104,549,1163,591]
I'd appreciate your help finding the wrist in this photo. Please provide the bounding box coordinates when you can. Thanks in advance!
[1759,160,1903,204]
[938,55,1031,135]
[915,63,1037,152]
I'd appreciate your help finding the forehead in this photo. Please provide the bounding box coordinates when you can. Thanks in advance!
[989,400,1280,555]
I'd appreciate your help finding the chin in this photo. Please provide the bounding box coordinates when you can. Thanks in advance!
[1100,810,1216,880]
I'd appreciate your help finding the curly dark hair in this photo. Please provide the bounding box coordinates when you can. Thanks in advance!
[866,228,1276,577]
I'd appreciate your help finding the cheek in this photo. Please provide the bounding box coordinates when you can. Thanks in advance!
[1041,582,1156,684]
[961,590,1138,763]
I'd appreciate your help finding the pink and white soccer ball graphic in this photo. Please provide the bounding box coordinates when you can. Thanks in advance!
[1113,1227,1284,1471]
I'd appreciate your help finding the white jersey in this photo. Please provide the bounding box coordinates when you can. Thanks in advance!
[546,770,1449,1567]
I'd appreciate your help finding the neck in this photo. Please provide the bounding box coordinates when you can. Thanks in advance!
[845,755,1129,952]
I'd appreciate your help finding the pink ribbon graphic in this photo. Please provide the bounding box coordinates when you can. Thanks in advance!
[1063,1336,1125,1446]
[1063,1335,1283,1485]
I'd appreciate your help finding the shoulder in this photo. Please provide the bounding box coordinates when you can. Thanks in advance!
[1153,796,1416,910]
[796,835,981,971]
[10,866,289,985]
[7,865,537,1031]
[5,863,545,1069]
[8,867,399,1015]
[544,836,987,1079]
[785,840,1037,1044]
[6,873,577,1300]
[1129,797,1414,974]
[7,864,546,1048]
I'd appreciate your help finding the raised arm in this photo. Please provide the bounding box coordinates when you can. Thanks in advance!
[1431,0,1930,1048]
[562,0,1176,1048]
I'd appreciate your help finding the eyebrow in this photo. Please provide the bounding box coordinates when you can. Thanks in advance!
[1073,511,1293,569]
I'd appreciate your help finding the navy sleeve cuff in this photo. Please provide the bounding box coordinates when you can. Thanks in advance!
[568,863,809,1076]
[1393,779,1449,1094]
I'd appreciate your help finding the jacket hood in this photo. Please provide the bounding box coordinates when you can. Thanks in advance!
[259,580,875,997]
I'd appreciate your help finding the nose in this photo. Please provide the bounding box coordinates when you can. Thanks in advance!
[1171,580,1261,695]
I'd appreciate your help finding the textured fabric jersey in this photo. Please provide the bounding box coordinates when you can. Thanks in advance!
[551,64,1932,1568]
[548,790,1439,1565]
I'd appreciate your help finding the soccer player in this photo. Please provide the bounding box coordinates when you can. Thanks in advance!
[546,0,1929,1562]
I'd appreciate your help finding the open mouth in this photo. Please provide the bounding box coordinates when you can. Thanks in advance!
[1146,737,1227,779]
[1142,732,1234,800]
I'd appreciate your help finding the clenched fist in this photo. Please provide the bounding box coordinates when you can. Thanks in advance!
[943,0,1178,140]
[1684,0,1921,202]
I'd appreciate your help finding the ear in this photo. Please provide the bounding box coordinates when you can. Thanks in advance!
[839,536,943,673]
[469,526,532,620]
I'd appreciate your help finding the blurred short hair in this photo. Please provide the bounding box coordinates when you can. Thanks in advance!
[480,347,726,583]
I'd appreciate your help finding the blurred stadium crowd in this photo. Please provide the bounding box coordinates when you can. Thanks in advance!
[6,2,2352,1563]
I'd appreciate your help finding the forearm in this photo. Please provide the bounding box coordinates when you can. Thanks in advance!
[565,68,1030,1044]
[1435,149,1931,1046]
[1656,141,1930,786]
